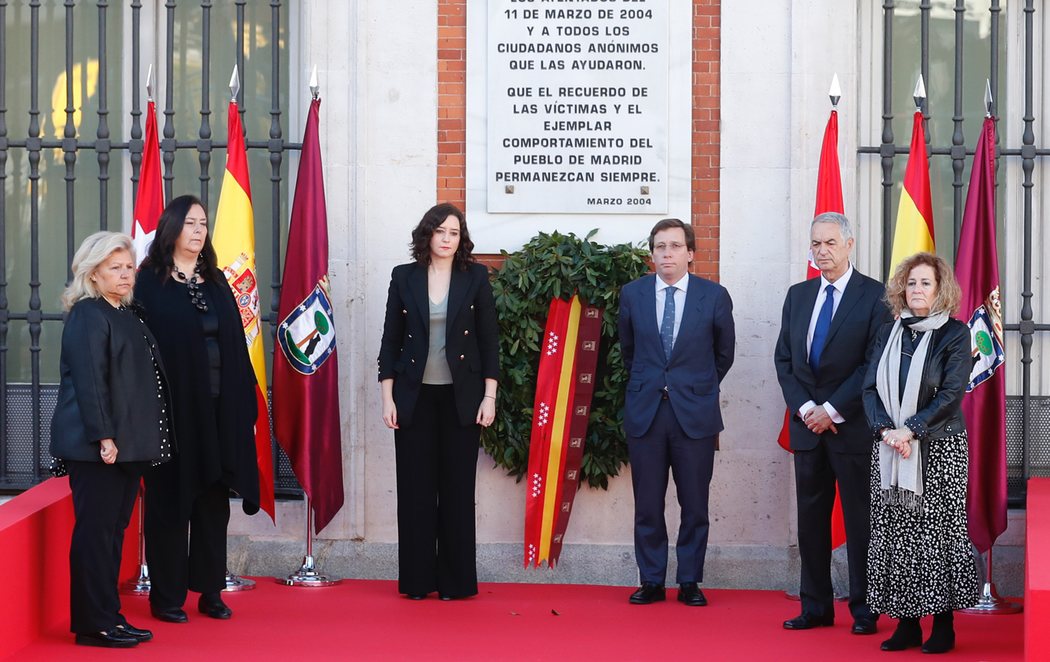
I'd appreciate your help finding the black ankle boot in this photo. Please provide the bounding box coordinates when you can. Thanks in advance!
[922,611,955,654]
[880,617,922,651]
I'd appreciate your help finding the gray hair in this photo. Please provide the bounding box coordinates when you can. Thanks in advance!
[811,212,854,243]
[61,231,136,311]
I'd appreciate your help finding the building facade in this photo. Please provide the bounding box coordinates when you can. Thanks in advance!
[1,0,1046,595]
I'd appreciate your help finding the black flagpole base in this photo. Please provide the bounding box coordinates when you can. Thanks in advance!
[961,582,1022,615]
[278,555,342,587]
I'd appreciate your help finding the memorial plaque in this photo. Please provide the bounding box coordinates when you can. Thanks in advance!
[486,0,670,214]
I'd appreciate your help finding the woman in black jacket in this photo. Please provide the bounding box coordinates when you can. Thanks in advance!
[135,195,260,623]
[863,252,979,654]
[378,203,499,600]
[51,231,169,648]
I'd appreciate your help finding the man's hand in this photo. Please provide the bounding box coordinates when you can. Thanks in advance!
[803,405,838,435]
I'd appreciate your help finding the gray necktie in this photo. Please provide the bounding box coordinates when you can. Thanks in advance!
[660,286,676,361]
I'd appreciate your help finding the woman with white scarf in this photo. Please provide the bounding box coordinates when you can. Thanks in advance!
[862,252,979,654]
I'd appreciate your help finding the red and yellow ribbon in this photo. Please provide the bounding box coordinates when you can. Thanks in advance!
[524,295,603,568]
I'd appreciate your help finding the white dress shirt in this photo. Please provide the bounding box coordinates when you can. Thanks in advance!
[655,273,689,346]
[799,264,854,424]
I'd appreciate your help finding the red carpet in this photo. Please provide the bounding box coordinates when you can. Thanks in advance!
[6,580,1022,661]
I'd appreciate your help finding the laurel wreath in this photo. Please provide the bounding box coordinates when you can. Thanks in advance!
[481,230,651,489]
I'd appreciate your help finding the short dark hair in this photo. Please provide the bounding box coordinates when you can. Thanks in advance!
[142,194,223,282]
[410,203,476,270]
[648,218,695,252]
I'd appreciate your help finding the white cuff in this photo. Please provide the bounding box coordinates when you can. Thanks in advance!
[822,402,845,424]
[798,400,817,419]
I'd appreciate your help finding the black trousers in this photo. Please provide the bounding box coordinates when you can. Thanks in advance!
[627,398,716,585]
[66,460,143,633]
[394,384,480,598]
[143,459,230,609]
[794,440,874,621]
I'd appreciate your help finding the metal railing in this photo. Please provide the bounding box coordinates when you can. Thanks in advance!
[858,0,1048,505]
[0,0,301,496]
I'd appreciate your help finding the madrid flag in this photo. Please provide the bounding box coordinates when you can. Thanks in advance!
[955,117,1007,553]
[889,111,936,274]
[212,101,275,521]
[272,97,344,534]
[131,100,163,265]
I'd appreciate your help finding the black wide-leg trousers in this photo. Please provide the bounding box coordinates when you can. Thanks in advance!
[66,460,143,633]
[143,458,230,609]
[394,384,480,598]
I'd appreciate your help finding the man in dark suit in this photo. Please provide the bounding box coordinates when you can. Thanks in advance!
[774,212,889,635]
[618,218,735,607]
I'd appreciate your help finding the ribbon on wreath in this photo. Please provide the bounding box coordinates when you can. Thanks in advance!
[523,295,603,568]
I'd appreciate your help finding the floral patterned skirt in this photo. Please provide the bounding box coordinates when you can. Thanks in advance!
[867,433,980,618]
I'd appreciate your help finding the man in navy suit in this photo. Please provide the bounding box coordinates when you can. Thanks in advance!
[618,218,735,607]
[774,212,889,635]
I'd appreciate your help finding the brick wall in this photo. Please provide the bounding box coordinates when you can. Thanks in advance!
[437,1,721,278]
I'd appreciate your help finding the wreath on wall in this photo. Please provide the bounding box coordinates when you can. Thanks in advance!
[481,230,652,489]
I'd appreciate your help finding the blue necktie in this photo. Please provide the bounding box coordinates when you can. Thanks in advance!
[660,285,677,362]
[809,284,836,375]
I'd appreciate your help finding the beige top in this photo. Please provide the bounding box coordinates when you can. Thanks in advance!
[422,293,453,385]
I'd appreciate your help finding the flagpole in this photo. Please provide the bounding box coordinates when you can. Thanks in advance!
[122,483,151,595]
[124,66,156,597]
[278,495,341,587]
[962,548,1021,614]
[958,86,1017,615]
[786,74,848,604]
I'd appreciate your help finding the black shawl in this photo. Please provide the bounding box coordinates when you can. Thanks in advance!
[134,267,260,516]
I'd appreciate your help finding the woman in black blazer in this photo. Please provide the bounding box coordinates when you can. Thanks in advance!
[135,195,260,624]
[378,203,499,600]
[51,232,170,648]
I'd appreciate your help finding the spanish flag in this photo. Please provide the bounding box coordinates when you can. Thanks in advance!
[889,110,936,274]
[212,99,275,521]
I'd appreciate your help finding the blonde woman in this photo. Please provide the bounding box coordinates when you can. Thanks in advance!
[862,252,979,654]
[51,232,171,647]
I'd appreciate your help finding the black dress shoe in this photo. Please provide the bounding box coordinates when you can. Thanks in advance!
[628,583,666,605]
[198,592,233,619]
[405,593,427,600]
[150,605,188,623]
[783,613,834,630]
[677,583,708,607]
[75,629,139,648]
[115,622,153,641]
[851,618,878,635]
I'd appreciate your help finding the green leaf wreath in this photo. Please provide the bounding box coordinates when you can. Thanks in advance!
[481,230,651,489]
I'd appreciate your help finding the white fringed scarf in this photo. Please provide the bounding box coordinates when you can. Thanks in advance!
[873,310,950,512]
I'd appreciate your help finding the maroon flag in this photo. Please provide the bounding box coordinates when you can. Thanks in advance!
[955,116,1007,553]
[272,97,344,533]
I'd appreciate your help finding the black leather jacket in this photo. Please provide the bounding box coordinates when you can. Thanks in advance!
[862,317,973,442]
[50,298,172,462]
